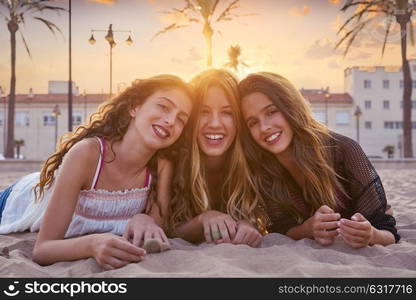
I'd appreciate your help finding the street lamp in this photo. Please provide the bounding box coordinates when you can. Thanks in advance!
[52,104,61,148]
[324,92,330,126]
[0,86,6,155]
[88,24,133,96]
[354,105,362,144]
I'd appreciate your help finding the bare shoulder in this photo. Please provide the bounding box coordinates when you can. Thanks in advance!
[157,157,173,174]
[57,137,102,188]
[64,137,101,163]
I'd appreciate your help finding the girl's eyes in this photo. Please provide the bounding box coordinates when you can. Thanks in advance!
[222,110,233,116]
[247,120,258,128]
[158,103,169,112]
[266,109,278,116]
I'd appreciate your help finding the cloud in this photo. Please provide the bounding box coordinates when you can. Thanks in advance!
[171,47,203,64]
[88,0,117,5]
[328,59,341,69]
[289,5,311,17]
[305,39,342,59]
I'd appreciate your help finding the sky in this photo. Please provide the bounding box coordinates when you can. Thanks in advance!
[0,0,415,95]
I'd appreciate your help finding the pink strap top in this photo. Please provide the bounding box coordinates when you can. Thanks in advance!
[91,137,150,190]
[63,137,151,238]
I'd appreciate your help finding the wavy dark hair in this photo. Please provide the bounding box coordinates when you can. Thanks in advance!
[34,74,193,220]
[238,72,347,224]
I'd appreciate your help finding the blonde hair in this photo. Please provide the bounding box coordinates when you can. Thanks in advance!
[239,72,347,224]
[34,74,193,218]
[169,69,267,234]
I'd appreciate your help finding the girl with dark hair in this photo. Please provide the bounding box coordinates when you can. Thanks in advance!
[238,72,399,248]
[0,75,193,269]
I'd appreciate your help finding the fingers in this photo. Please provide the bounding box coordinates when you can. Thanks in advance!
[131,230,145,248]
[339,218,369,231]
[225,218,237,240]
[314,221,339,231]
[317,205,335,214]
[217,222,231,243]
[316,213,341,222]
[110,247,145,263]
[232,227,246,244]
[112,237,146,257]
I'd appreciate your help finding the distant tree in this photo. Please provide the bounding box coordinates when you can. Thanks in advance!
[383,144,395,158]
[14,138,24,159]
[337,0,414,158]
[224,44,248,71]
[0,0,64,158]
[152,0,254,67]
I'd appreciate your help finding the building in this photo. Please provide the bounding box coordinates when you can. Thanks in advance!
[301,88,355,139]
[344,60,416,158]
[0,90,108,160]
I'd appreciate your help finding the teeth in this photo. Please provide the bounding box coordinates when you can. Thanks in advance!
[155,125,168,137]
[205,134,224,140]
[265,133,281,142]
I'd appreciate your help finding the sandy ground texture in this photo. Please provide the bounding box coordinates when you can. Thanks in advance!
[0,169,415,277]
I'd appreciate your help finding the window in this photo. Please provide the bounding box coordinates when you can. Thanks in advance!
[383,80,390,89]
[399,80,416,88]
[313,111,326,124]
[383,100,390,110]
[43,113,56,126]
[394,122,402,129]
[72,113,83,126]
[384,121,394,129]
[364,80,371,89]
[365,100,372,109]
[336,111,350,125]
[365,121,372,129]
[15,112,29,127]
[400,101,416,109]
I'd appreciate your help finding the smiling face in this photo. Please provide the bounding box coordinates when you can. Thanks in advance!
[130,88,192,150]
[197,86,236,159]
[241,92,294,160]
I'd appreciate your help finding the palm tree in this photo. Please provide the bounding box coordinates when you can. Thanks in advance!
[14,138,24,159]
[152,0,253,67]
[336,0,414,158]
[0,0,65,158]
[224,44,248,71]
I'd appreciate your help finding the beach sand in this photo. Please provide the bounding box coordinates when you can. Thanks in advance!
[0,169,415,277]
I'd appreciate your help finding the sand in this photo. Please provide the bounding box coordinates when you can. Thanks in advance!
[0,169,415,277]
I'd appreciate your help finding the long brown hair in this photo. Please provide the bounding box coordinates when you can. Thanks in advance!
[238,72,347,224]
[34,74,193,215]
[169,69,267,234]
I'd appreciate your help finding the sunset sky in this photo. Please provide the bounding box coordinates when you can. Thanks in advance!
[0,0,415,95]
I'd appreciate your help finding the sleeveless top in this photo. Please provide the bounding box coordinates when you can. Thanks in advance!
[0,137,151,238]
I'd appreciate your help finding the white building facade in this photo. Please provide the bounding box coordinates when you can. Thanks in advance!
[344,60,416,158]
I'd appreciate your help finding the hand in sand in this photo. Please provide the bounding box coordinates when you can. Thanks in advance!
[311,205,340,246]
[232,220,262,247]
[123,213,170,252]
[337,212,374,249]
[201,210,237,244]
[92,233,146,270]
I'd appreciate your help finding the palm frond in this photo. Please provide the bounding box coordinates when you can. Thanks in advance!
[196,0,219,19]
[151,23,189,41]
[216,0,240,22]
[19,30,32,59]
[33,16,63,36]
[381,15,393,57]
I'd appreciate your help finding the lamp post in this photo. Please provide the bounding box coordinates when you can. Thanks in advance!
[88,24,133,96]
[52,104,61,148]
[0,86,6,154]
[354,105,362,144]
[324,92,330,126]
[68,0,73,132]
